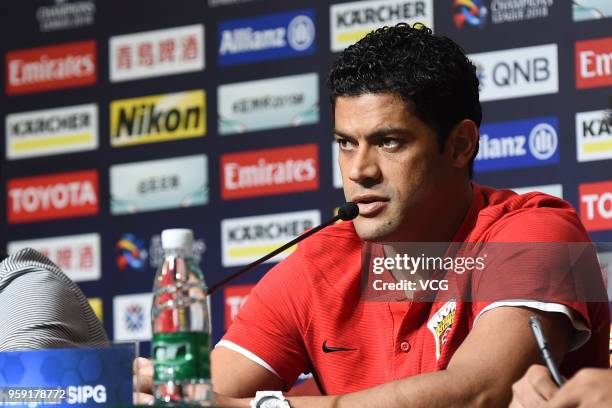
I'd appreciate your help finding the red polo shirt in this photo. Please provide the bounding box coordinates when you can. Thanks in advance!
[218,184,610,395]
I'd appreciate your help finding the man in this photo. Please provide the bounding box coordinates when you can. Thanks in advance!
[137,23,609,407]
[0,248,108,350]
[210,23,609,407]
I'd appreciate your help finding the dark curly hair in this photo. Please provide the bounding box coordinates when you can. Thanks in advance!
[328,23,481,177]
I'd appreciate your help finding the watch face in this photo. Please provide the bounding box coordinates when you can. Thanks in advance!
[257,396,285,408]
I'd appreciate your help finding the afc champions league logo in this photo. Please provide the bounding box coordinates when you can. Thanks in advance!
[454,0,488,29]
[115,233,148,271]
[287,15,315,51]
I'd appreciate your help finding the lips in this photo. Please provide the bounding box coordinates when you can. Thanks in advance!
[351,194,389,217]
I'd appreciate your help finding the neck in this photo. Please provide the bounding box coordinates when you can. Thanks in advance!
[396,180,474,243]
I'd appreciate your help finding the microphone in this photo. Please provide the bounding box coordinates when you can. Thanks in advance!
[206,202,359,294]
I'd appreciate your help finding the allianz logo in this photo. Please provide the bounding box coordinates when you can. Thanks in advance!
[476,123,558,161]
[220,14,314,54]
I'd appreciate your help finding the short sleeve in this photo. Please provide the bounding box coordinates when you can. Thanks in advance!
[217,250,311,387]
[0,270,108,351]
[470,208,605,349]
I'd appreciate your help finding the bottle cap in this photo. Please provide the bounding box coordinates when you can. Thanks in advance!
[161,228,194,251]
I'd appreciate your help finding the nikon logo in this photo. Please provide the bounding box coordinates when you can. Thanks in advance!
[110,90,206,147]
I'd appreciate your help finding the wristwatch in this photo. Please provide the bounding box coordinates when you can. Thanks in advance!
[249,391,291,408]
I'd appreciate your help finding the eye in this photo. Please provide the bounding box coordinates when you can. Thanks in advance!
[336,138,356,151]
[381,138,400,149]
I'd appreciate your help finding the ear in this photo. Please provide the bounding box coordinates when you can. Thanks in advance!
[446,119,479,170]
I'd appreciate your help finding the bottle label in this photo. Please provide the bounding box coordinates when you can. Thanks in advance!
[152,332,210,382]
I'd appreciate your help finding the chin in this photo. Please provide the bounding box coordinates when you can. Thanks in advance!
[352,219,396,242]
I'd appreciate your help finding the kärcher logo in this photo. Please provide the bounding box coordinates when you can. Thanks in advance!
[582,118,611,137]
[335,2,427,27]
[228,219,314,242]
[11,112,90,136]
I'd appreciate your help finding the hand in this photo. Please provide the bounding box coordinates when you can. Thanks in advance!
[133,357,154,405]
[545,368,612,408]
[510,365,558,408]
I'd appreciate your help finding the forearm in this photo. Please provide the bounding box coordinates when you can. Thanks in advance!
[286,368,499,408]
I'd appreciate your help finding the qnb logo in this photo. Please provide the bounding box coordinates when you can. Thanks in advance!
[469,44,558,102]
[475,62,486,90]
[580,181,612,231]
[66,385,107,404]
[454,0,487,29]
[492,57,551,87]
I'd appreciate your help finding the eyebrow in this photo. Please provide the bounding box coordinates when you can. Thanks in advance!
[333,127,413,141]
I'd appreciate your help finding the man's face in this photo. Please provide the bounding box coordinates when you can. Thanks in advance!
[334,93,452,242]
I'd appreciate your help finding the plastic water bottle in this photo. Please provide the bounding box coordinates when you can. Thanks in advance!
[151,228,213,405]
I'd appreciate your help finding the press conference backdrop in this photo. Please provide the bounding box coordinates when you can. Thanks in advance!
[1,0,612,353]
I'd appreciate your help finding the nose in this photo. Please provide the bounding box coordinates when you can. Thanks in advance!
[348,145,381,185]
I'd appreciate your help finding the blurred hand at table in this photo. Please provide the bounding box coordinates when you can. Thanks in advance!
[131,357,250,407]
[133,357,154,405]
